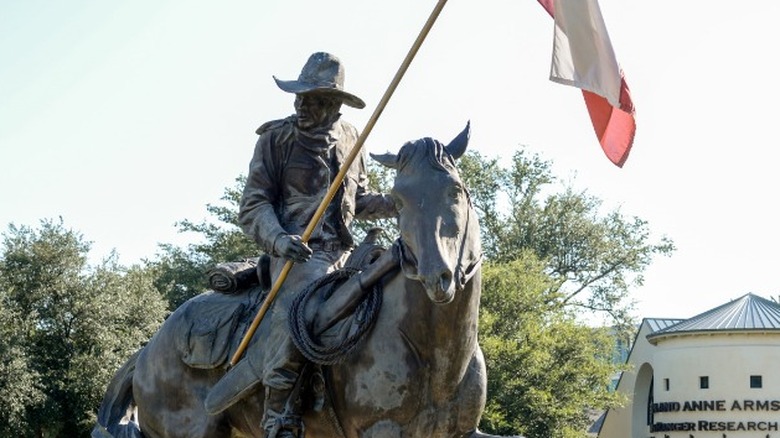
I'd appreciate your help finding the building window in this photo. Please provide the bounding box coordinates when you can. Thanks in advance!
[700,376,709,389]
[664,378,670,391]
[750,375,762,388]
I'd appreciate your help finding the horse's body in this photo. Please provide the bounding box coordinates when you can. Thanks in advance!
[93,125,510,438]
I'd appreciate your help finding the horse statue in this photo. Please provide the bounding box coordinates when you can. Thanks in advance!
[93,124,519,438]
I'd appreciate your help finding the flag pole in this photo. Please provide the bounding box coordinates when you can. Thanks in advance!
[230,0,450,366]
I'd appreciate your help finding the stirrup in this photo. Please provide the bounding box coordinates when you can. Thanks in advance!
[264,410,302,438]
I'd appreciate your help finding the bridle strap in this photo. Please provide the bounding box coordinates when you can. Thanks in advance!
[454,198,482,292]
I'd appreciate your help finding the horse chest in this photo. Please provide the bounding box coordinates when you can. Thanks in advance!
[341,295,478,411]
[337,339,486,437]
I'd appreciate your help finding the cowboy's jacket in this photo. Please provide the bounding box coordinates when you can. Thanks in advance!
[239,115,396,256]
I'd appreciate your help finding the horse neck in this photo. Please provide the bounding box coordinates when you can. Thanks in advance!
[393,269,480,401]
[399,268,481,366]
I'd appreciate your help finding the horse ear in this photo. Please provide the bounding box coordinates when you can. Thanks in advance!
[370,152,398,169]
[444,121,471,160]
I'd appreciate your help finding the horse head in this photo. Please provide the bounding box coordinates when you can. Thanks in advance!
[371,123,482,304]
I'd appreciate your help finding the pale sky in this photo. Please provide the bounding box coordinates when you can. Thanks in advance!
[2,0,779,322]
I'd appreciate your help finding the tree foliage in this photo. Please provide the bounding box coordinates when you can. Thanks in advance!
[478,253,626,438]
[149,176,257,309]
[0,283,43,436]
[456,150,675,327]
[0,219,167,437]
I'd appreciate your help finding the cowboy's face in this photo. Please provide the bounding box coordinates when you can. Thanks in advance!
[294,93,341,130]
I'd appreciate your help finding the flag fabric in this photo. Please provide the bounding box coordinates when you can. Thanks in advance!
[537,0,636,167]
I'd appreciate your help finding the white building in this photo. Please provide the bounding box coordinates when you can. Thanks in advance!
[598,293,780,438]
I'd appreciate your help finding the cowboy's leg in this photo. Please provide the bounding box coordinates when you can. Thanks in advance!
[261,250,347,437]
[262,251,341,386]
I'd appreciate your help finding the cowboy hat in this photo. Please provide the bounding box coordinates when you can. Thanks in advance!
[274,52,366,109]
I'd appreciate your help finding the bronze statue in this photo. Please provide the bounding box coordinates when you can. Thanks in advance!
[216,52,397,438]
[92,53,521,438]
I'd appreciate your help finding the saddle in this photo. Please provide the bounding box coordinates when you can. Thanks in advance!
[202,230,399,416]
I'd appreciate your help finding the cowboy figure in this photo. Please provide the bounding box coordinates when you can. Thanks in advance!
[205,52,396,438]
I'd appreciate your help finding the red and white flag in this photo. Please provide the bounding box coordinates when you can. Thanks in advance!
[538,0,636,167]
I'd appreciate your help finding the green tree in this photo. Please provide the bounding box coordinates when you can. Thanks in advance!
[458,150,675,327]
[0,285,44,436]
[0,219,167,437]
[478,254,625,438]
[149,176,257,309]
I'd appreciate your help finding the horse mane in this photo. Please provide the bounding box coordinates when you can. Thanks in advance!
[395,137,458,175]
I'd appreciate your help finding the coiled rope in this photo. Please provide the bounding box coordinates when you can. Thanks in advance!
[288,267,383,365]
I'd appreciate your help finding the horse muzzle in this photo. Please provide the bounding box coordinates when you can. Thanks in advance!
[422,269,456,304]
[397,240,457,304]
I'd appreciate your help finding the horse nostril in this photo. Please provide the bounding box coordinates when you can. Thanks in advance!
[439,271,453,292]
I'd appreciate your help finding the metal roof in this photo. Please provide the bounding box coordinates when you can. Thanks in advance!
[645,318,684,334]
[648,293,780,340]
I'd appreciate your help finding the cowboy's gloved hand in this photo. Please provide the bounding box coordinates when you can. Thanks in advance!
[273,234,312,263]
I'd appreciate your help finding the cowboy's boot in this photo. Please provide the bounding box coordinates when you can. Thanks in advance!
[262,386,303,438]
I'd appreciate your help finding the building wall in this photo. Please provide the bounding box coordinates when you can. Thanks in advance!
[648,332,780,437]
[600,330,780,438]
[598,320,656,438]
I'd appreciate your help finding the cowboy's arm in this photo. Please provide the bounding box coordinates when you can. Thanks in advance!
[354,149,397,220]
[238,132,287,255]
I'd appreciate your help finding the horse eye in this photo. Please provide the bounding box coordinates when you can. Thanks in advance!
[393,196,404,211]
[449,185,463,200]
